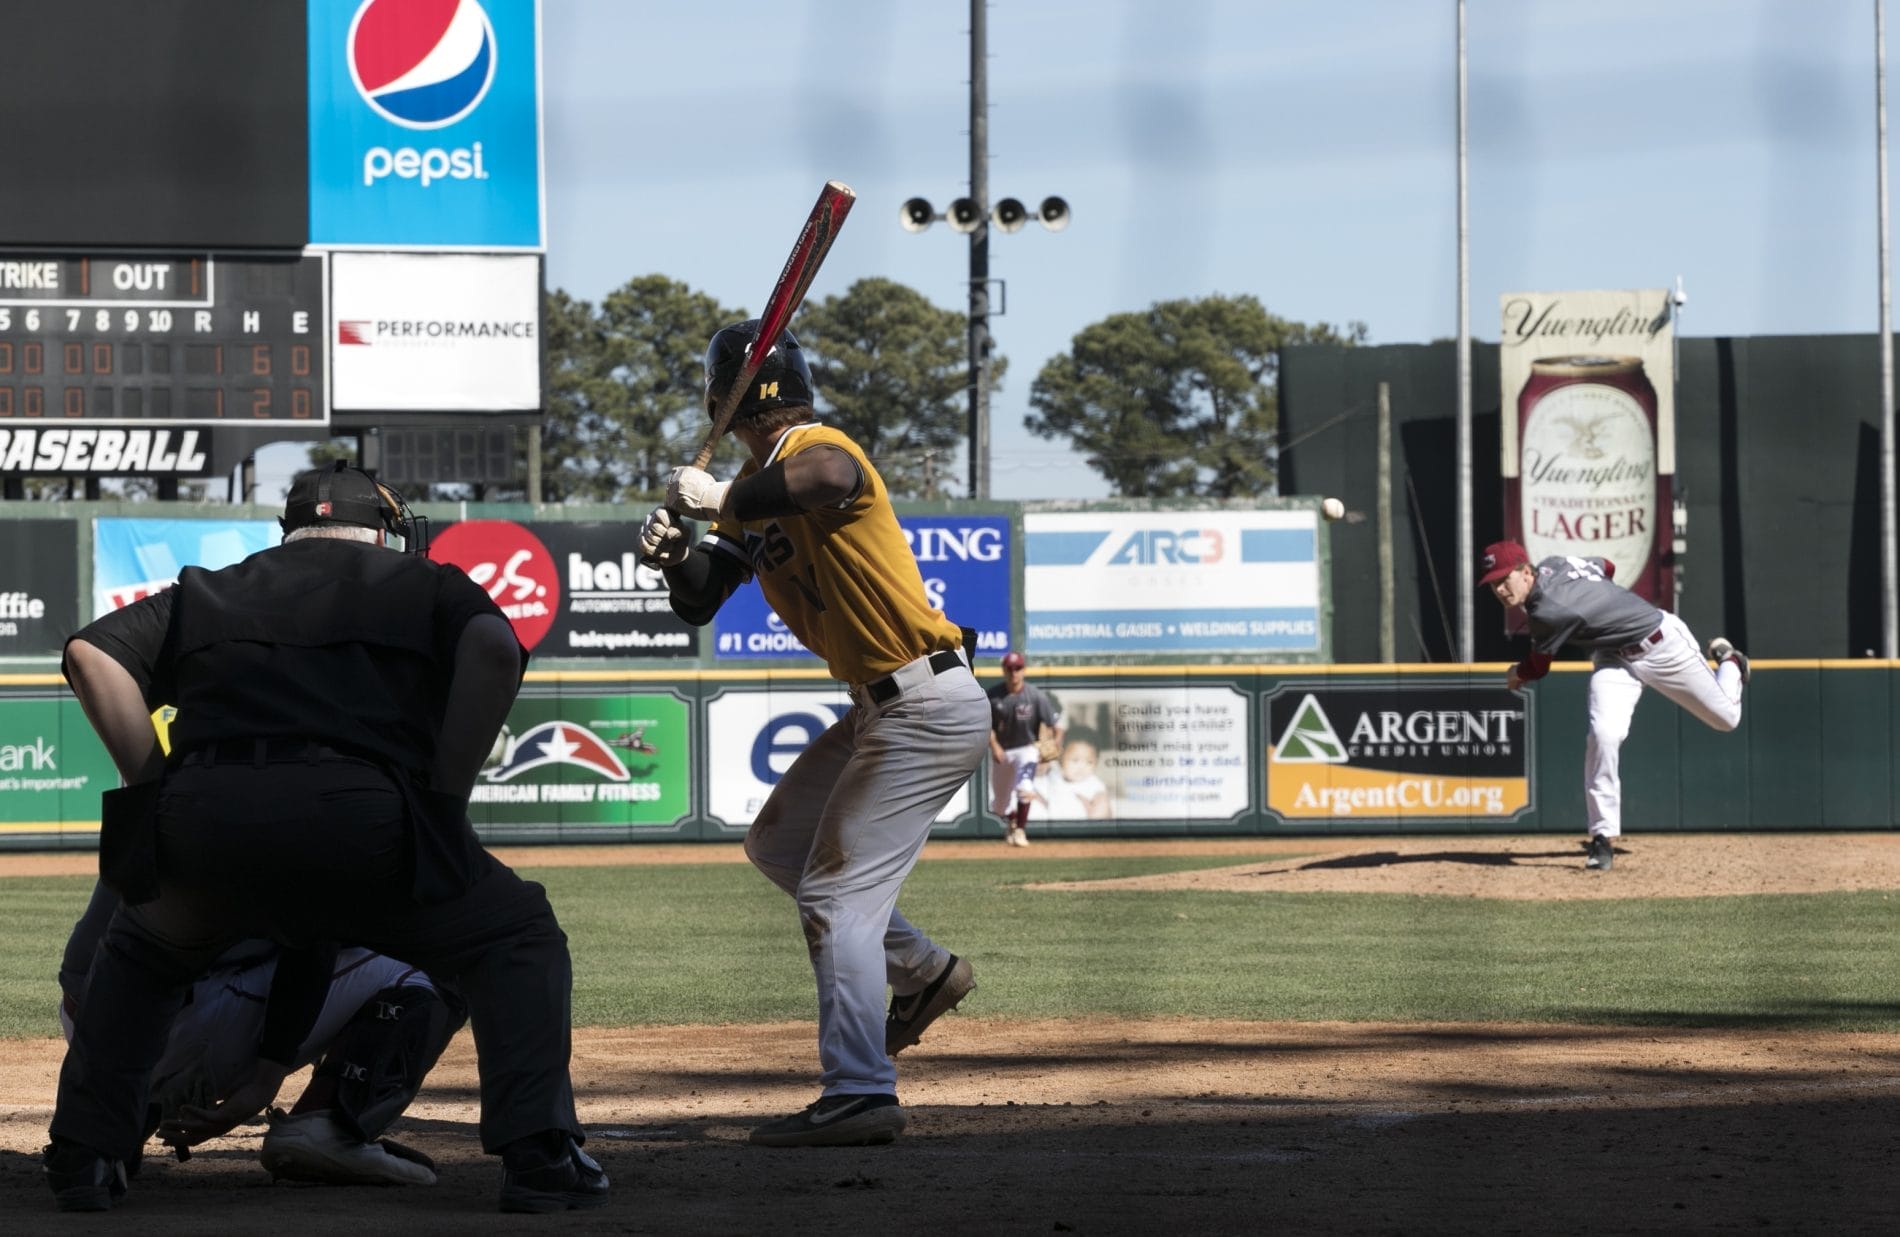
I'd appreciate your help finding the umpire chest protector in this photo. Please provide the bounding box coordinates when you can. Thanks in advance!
[164,540,459,769]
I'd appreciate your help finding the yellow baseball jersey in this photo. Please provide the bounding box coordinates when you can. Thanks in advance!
[706,424,963,683]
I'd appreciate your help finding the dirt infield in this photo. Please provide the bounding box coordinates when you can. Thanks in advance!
[3,835,1899,1233]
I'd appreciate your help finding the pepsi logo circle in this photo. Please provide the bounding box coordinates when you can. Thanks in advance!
[430,520,559,650]
[348,0,498,130]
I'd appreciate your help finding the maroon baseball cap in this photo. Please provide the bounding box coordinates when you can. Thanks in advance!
[1478,540,1531,585]
[1001,651,1026,670]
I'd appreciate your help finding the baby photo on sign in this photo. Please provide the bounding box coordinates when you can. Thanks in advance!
[1025,686,1251,823]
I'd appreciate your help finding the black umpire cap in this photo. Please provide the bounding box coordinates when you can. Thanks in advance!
[280,462,405,538]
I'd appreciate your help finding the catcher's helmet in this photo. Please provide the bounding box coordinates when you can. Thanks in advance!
[703,319,815,420]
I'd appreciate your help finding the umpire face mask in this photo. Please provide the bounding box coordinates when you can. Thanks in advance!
[280,462,431,554]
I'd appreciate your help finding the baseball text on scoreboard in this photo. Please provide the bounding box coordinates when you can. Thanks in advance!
[0,253,328,426]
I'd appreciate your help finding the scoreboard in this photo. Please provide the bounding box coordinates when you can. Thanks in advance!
[0,253,326,425]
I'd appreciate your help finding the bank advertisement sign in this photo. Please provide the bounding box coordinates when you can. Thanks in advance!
[713,516,1011,662]
[1264,683,1531,822]
[466,690,690,831]
[1499,289,1676,608]
[0,696,117,834]
[309,0,545,248]
[1023,511,1322,656]
[1006,683,1250,825]
[429,520,697,658]
[330,252,541,411]
[702,687,972,828]
[0,521,80,655]
[92,518,277,616]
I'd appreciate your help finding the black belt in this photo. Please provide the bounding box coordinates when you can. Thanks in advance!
[175,738,364,768]
[865,649,964,706]
[1617,628,1664,659]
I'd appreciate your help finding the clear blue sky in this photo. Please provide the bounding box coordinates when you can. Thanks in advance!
[261,0,1885,502]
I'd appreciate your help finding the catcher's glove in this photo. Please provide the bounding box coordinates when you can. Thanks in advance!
[1035,725,1062,765]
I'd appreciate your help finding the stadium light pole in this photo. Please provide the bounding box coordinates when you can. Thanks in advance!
[1455,0,1475,663]
[1879,0,1897,658]
[900,0,1069,500]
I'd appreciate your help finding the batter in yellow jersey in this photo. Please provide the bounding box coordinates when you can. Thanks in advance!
[641,320,990,1150]
[707,424,962,684]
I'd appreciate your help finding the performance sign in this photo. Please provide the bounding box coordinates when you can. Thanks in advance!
[329,252,541,411]
[1264,683,1532,822]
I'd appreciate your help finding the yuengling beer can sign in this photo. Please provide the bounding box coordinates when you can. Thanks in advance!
[1499,291,1675,609]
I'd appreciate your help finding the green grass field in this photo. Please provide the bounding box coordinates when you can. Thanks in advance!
[5,854,1898,1039]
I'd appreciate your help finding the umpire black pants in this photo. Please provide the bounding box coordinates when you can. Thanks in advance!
[51,754,581,1160]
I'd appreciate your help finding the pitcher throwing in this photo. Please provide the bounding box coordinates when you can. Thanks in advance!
[1480,540,1748,871]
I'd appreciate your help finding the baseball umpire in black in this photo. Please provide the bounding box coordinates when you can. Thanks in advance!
[44,463,606,1215]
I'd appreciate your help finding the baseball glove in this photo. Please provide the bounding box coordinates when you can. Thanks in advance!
[1035,725,1062,765]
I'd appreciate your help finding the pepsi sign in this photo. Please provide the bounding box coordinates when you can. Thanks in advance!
[309,0,544,249]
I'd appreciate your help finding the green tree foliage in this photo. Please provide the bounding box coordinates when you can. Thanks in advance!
[542,276,744,502]
[1026,295,1365,498]
[795,277,1000,500]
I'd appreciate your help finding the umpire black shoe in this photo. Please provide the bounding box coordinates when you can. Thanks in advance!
[749,1093,907,1147]
[886,954,976,1057]
[497,1135,609,1214]
[1585,835,1615,871]
[44,1139,128,1212]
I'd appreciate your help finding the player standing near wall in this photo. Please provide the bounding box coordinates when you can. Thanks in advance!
[987,651,1062,846]
[641,320,988,1148]
[1480,539,1748,870]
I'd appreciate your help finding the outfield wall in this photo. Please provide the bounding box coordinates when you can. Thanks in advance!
[4,662,1893,851]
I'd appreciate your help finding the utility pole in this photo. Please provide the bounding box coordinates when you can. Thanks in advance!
[968,0,991,499]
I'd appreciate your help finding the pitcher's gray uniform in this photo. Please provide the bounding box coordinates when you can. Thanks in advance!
[1480,541,1748,868]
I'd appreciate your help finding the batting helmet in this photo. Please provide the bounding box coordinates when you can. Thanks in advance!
[704,319,815,421]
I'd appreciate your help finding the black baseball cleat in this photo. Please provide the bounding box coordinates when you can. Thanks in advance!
[497,1135,609,1214]
[44,1139,128,1212]
[1585,835,1615,871]
[1707,637,1750,685]
[749,1093,907,1147]
[886,954,976,1057]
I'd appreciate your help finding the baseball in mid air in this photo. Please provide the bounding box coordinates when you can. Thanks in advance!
[1320,497,1346,521]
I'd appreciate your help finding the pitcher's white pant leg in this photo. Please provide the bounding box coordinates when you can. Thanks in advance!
[1585,662,1644,839]
[1633,613,1743,731]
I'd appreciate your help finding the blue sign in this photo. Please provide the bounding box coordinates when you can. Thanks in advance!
[91,518,278,617]
[713,515,1013,662]
[308,0,544,248]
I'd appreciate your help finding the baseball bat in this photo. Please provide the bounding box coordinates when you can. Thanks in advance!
[688,179,857,471]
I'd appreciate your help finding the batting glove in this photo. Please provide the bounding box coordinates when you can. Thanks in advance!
[638,506,692,567]
[665,466,731,519]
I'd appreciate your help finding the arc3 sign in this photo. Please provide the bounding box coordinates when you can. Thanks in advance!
[1264,683,1532,822]
[1499,289,1676,609]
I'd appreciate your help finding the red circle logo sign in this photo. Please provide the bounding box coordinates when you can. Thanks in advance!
[430,520,559,650]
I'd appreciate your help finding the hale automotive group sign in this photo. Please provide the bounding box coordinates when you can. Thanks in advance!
[1264,683,1532,822]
